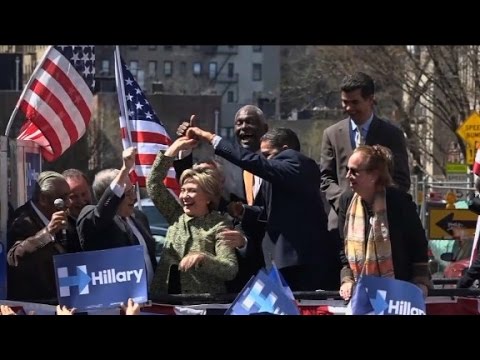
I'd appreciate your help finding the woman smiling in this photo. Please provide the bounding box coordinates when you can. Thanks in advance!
[338,145,430,300]
[147,137,238,296]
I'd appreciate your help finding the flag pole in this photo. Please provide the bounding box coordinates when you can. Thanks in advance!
[4,46,53,137]
[114,45,142,210]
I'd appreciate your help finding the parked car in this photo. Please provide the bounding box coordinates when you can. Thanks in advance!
[135,198,169,262]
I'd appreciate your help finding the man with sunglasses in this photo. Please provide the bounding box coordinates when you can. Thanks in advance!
[77,147,157,287]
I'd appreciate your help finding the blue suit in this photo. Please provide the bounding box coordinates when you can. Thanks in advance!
[214,138,339,290]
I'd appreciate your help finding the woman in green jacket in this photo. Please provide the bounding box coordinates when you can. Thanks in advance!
[147,137,238,296]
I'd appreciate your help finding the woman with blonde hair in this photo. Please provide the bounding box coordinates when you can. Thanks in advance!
[147,137,238,296]
[338,145,430,300]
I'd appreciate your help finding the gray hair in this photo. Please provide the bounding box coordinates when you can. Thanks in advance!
[234,105,265,123]
[32,171,66,202]
[92,168,119,201]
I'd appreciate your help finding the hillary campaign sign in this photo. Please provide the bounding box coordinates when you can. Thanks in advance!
[225,269,300,315]
[53,245,147,311]
[349,275,426,315]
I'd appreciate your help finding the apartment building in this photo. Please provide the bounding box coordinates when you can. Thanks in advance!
[95,45,281,136]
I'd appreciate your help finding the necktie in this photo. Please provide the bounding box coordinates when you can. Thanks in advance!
[355,127,365,148]
[121,217,138,245]
[243,170,255,206]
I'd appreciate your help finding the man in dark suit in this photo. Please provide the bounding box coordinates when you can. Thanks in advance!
[7,171,75,302]
[187,126,339,291]
[174,107,268,292]
[321,71,411,233]
[77,147,157,288]
[62,168,93,253]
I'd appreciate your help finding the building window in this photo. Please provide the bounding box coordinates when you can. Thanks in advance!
[193,62,202,76]
[164,61,173,77]
[252,63,262,81]
[129,61,138,76]
[137,70,145,89]
[164,46,173,51]
[227,91,234,103]
[228,63,234,78]
[148,61,157,77]
[252,45,262,52]
[148,45,157,50]
[180,61,187,76]
[208,62,217,79]
[101,60,109,75]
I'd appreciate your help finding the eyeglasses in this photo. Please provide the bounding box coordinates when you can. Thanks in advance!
[345,166,369,177]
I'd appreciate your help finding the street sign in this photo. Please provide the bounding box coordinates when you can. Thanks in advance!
[445,163,468,174]
[466,144,475,165]
[429,209,478,240]
[457,112,480,148]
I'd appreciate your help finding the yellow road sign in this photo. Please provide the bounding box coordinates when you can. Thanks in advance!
[466,143,475,165]
[429,209,478,240]
[457,112,480,147]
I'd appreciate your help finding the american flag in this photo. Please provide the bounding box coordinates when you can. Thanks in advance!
[114,49,179,192]
[16,46,95,162]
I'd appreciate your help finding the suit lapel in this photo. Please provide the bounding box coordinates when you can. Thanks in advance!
[365,116,380,145]
[26,202,49,230]
[338,118,354,156]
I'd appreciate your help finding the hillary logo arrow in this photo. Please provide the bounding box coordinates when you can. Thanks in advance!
[436,212,477,236]
[59,266,91,294]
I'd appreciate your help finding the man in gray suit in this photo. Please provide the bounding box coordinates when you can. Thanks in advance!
[321,72,410,232]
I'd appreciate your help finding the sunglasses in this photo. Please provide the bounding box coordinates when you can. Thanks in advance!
[345,166,369,177]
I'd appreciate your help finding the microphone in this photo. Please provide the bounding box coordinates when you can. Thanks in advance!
[54,198,67,245]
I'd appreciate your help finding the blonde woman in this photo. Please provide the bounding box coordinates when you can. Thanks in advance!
[147,137,238,296]
[338,145,430,300]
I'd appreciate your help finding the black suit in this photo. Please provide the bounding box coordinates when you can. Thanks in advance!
[215,138,339,291]
[174,145,265,293]
[7,201,80,302]
[321,116,411,231]
[77,187,157,272]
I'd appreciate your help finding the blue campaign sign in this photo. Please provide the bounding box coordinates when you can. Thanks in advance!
[225,269,300,315]
[350,275,426,315]
[53,245,148,311]
[0,243,6,299]
[24,152,41,200]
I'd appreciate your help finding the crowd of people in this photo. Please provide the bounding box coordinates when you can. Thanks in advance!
[5,71,453,314]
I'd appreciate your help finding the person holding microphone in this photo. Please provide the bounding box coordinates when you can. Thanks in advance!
[7,171,73,302]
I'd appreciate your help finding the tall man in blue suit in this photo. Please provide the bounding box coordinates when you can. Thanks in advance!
[186,126,339,291]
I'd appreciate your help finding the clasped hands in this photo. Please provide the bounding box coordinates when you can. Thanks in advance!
[176,114,215,143]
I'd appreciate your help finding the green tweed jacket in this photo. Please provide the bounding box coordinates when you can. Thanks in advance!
[147,152,238,296]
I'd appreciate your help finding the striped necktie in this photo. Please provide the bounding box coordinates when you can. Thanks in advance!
[355,127,366,148]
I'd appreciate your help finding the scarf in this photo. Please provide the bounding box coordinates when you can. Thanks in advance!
[344,190,394,280]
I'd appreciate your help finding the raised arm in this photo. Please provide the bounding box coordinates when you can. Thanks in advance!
[147,137,198,225]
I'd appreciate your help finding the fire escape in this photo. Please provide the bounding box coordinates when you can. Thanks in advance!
[200,46,239,97]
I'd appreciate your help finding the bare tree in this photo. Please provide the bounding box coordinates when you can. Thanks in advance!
[281,45,480,175]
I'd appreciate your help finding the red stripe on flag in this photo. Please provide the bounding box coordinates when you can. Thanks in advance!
[29,79,78,143]
[42,58,91,124]
[135,154,157,164]
[164,176,180,195]
[19,100,62,160]
[130,131,171,145]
